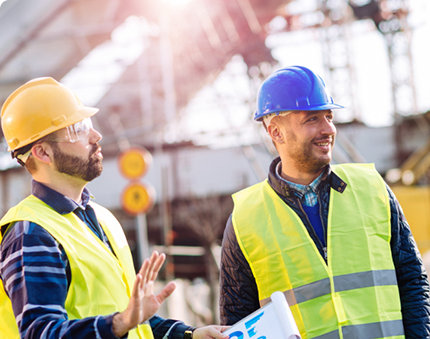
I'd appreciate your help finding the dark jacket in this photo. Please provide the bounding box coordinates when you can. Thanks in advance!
[219,157,430,338]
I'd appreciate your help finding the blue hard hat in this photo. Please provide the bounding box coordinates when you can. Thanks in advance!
[254,66,344,121]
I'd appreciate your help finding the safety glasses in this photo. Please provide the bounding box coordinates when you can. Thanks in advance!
[45,117,94,143]
[13,118,95,165]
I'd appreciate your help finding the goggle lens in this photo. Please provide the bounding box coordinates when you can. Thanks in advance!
[48,118,93,143]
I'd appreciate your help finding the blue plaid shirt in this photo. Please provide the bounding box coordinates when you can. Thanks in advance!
[0,180,192,339]
[275,162,324,207]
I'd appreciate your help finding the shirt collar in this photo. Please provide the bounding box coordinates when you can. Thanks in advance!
[31,180,93,215]
[275,161,324,197]
[267,157,347,200]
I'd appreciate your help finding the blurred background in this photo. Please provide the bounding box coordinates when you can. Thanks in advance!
[1,0,430,326]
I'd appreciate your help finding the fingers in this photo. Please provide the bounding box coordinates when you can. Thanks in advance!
[135,251,168,298]
[193,326,230,339]
[139,251,156,277]
[138,251,166,283]
[131,273,143,298]
[138,258,150,287]
[138,252,157,282]
[156,281,176,303]
[214,326,230,333]
[150,252,165,281]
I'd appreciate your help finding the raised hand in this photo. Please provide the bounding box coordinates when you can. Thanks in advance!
[113,251,176,337]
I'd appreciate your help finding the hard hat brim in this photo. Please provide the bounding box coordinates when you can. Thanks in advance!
[254,103,345,122]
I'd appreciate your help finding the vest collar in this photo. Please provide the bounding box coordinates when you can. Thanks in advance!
[267,157,347,201]
[31,179,93,215]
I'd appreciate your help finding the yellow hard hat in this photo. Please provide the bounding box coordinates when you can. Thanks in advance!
[1,77,99,151]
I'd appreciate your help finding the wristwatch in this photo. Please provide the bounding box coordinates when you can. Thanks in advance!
[184,329,194,339]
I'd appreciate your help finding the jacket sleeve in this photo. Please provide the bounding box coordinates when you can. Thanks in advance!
[149,314,194,339]
[388,185,430,338]
[0,222,120,339]
[219,215,260,326]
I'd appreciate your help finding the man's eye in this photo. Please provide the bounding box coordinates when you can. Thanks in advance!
[75,125,88,136]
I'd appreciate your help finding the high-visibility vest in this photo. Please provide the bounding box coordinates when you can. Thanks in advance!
[0,195,153,339]
[232,164,404,339]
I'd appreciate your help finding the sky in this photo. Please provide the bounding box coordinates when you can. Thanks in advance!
[44,0,430,148]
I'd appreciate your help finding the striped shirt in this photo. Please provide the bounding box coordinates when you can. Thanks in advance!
[0,180,191,339]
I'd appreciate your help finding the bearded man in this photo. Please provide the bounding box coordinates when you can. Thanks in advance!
[0,77,228,339]
[219,66,430,339]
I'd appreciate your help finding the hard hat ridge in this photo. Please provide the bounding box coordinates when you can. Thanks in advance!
[254,65,344,121]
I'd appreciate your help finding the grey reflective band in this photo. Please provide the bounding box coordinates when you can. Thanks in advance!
[305,320,404,339]
[342,320,404,338]
[285,278,331,306]
[312,329,340,339]
[260,269,397,306]
[333,269,397,292]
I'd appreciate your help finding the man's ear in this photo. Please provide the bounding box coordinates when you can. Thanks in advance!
[267,122,284,145]
[31,142,53,164]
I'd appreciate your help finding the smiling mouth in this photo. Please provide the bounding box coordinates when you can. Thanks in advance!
[313,139,334,151]
[315,139,332,145]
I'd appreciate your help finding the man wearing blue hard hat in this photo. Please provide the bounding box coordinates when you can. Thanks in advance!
[219,66,430,338]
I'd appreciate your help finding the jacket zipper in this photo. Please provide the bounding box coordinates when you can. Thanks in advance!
[295,197,327,263]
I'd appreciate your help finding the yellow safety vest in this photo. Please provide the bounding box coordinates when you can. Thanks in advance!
[0,195,153,339]
[232,164,404,339]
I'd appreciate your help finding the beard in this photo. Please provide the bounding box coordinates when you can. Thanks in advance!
[51,142,103,182]
[285,129,333,174]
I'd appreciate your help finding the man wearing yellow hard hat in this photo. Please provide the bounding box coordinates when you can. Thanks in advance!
[0,78,228,339]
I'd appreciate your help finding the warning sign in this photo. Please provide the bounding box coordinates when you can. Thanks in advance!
[118,147,152,180]
[121,182,155,215]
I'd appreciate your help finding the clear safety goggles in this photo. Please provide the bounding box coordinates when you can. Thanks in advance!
[45,117,94,143]
[14,118,94,165]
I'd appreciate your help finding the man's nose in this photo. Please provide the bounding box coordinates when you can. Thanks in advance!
[89,128,102,143]
[321,119,336,135]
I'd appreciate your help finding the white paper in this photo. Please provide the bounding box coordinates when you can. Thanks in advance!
[223,291,301,339]
[272,291,301,339]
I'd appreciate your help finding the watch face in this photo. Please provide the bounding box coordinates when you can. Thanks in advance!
[184,330,193,339]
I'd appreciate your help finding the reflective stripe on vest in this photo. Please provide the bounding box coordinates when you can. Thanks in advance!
[261,269,398,306]
[232,163,404,339]
[310,319,405,339]
[0,196,153,339]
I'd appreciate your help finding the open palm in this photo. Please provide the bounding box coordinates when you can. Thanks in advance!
[113,251,176,337]
[131,252,176,324]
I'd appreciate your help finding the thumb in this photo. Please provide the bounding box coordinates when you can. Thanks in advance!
[156,281,176,303]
